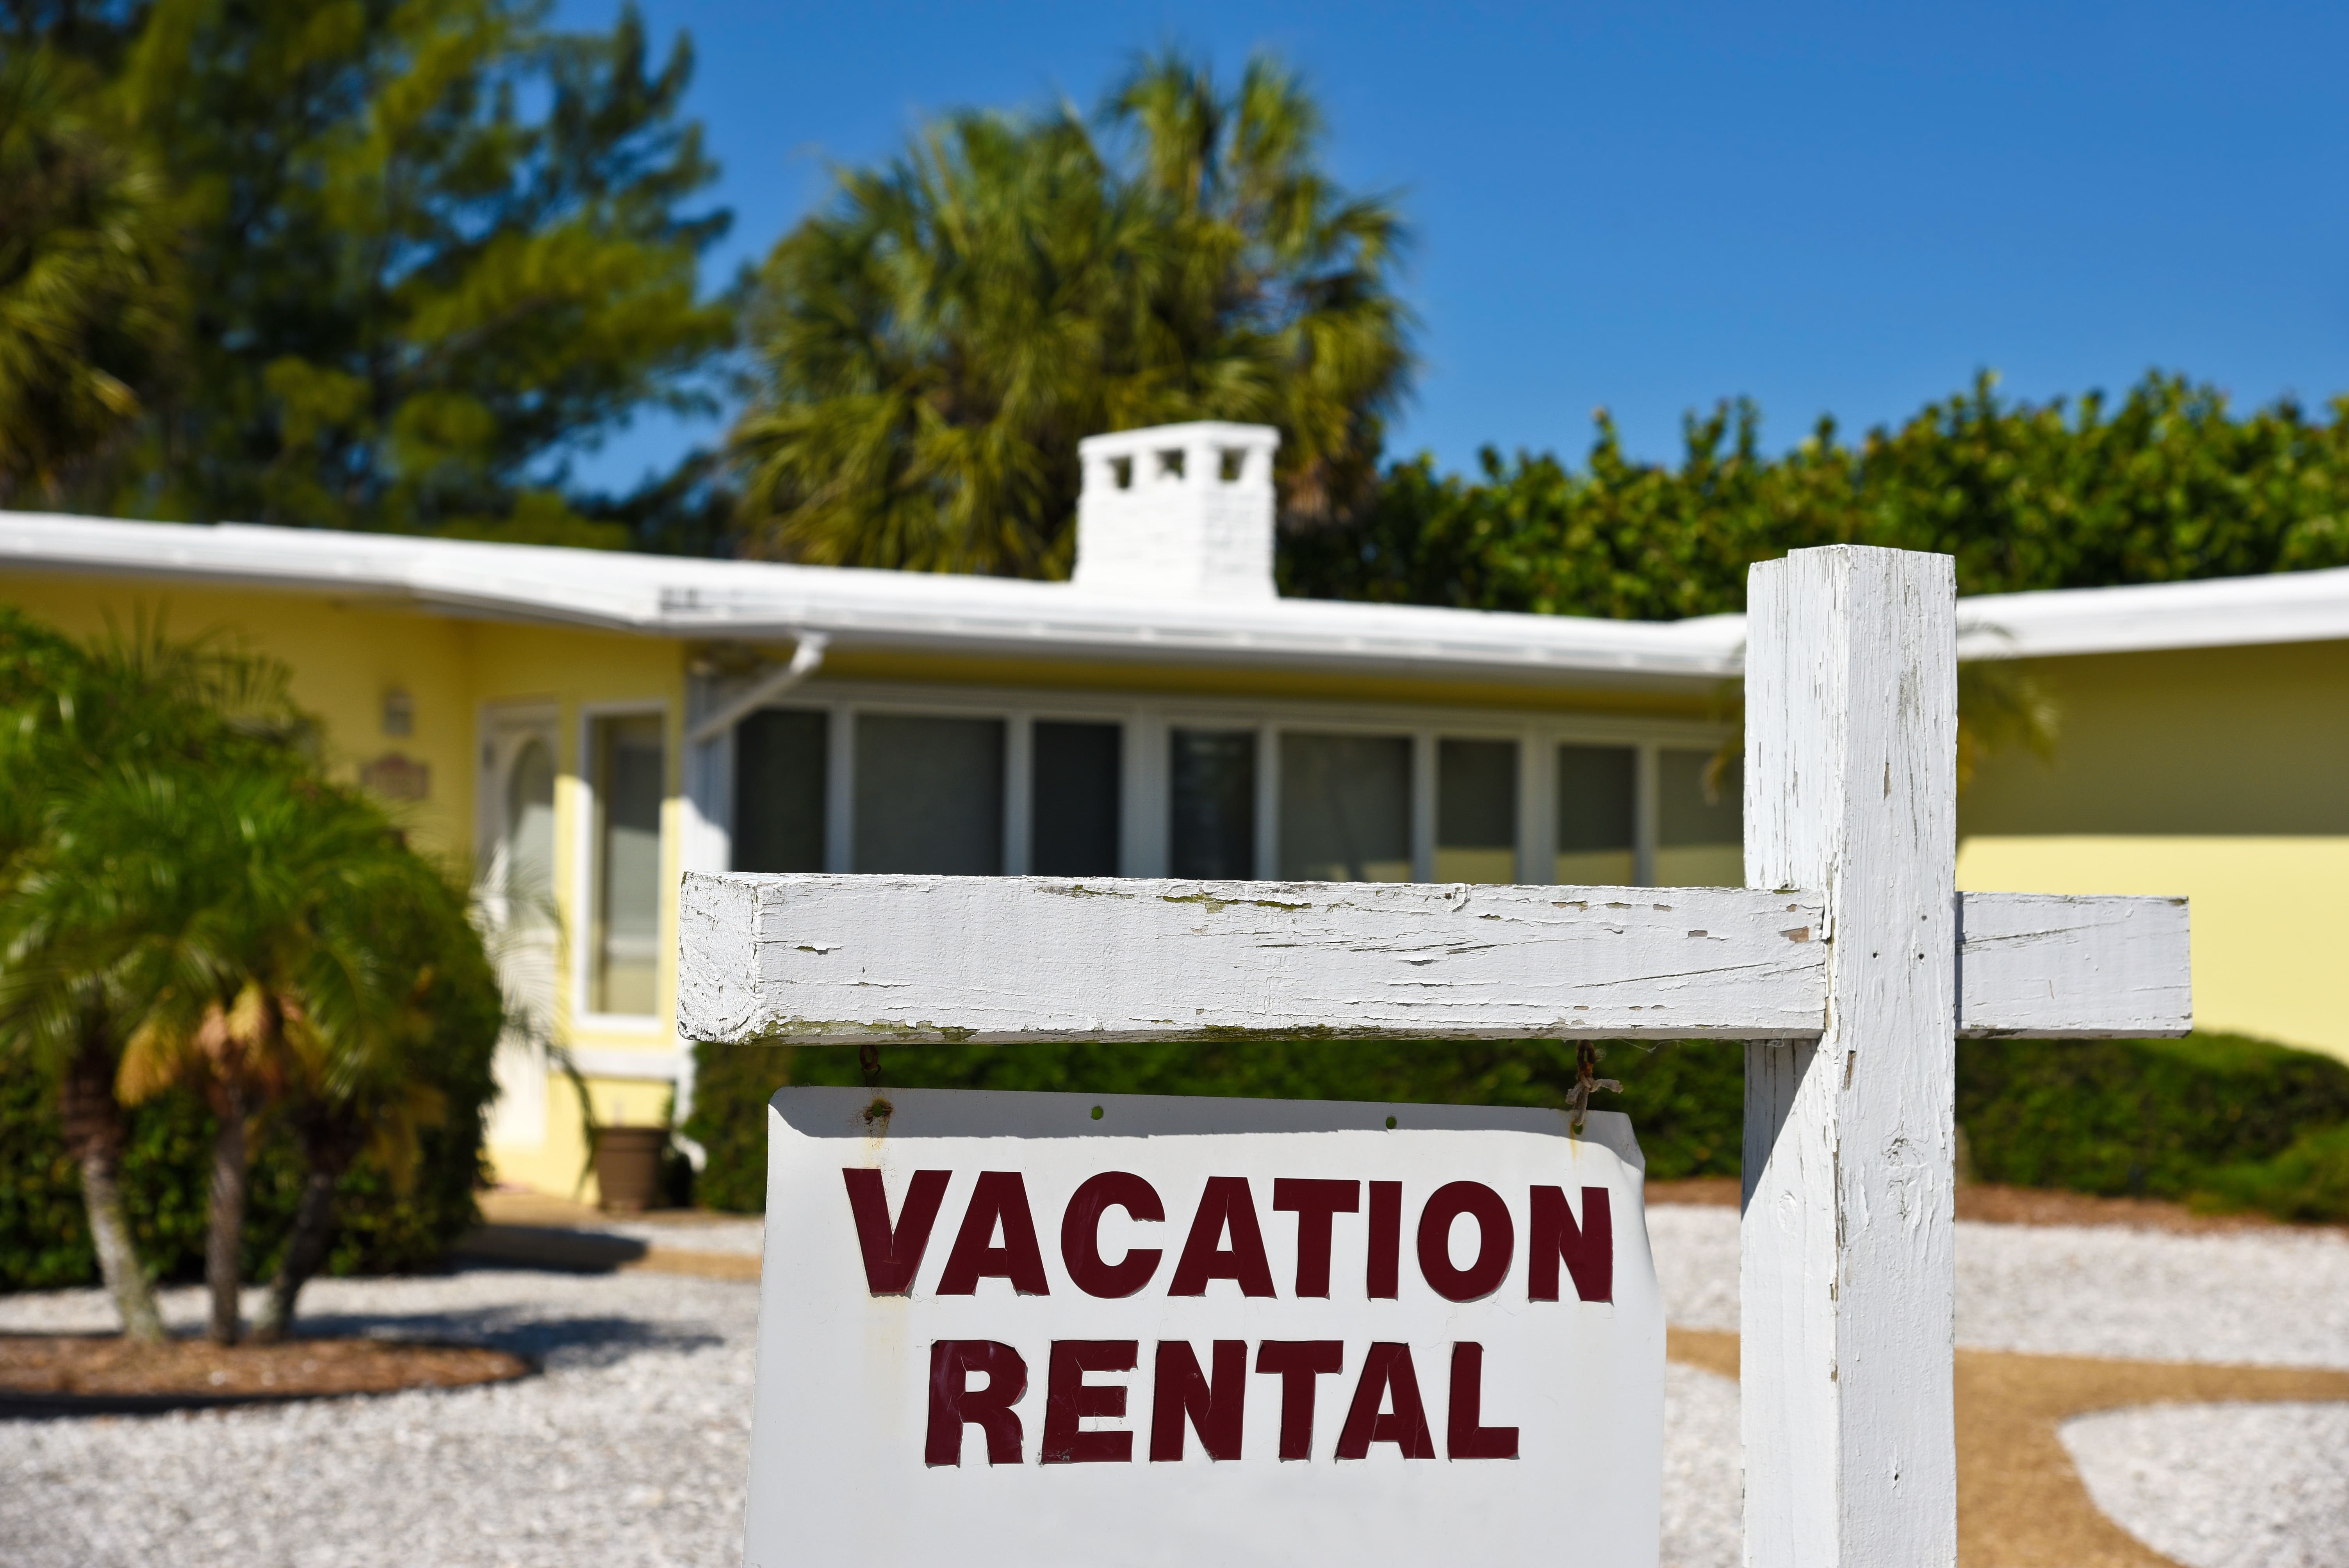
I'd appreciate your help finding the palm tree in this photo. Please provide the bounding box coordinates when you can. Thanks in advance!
[0,45,180,507]
[251,827,502,1342]
[0,611,301,1343]
[731,48,1411,574]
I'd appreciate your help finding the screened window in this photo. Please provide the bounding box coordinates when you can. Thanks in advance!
[588,714,665,1016]
[854,714,1004,875]
[1169,728,1255,878]
[1031,721,1122,876]
[1280,732,1411,882]
[1657,747,1742,887]
[734,708,827,873]
[1436,738,1517,884]
[1556,743,1636,885]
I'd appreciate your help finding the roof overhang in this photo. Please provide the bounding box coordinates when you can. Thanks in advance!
[6,511,2347,684]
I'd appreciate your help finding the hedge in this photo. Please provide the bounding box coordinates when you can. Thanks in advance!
[685,1031,2349,1224]
[0,1064,490,1292]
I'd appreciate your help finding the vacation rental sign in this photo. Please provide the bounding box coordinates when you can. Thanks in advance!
[743,1087,1664,1568]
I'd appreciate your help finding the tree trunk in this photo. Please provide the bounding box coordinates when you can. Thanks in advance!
[251,1162,340,1344]
[205,1089,250,1345]
[57,1038,164,1344]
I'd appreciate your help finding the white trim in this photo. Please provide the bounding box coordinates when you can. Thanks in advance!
[0,511,1741,685]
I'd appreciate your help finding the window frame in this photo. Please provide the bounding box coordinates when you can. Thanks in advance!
[718,678,1731,888]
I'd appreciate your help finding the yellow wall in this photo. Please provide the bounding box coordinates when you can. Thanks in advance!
[8,577,483,857]
[1959,640,2349,1062]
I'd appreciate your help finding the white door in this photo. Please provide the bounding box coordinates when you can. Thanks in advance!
[479,704,560,1148]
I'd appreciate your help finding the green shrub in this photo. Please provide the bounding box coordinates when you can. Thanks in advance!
[0,1072,489,1292]
[684,1036,1743,1214]
[685,1030,2349,1225]
[1956,1033,2349,1204]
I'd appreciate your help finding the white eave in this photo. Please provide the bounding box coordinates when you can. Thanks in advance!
[5,510,2347,684]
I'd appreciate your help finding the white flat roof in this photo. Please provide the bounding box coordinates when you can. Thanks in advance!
[4,510,2345,686]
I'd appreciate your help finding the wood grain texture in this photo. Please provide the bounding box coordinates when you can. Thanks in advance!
[675,875,2189,1047]
[1741,546,1961,1568]
[1956,892,2191,1038]
[674,873,1829,1043]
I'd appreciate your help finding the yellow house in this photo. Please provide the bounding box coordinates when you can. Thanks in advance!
[4,421,2345,1193]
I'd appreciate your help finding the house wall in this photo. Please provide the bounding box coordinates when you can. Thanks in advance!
[1959,641,2349,1061]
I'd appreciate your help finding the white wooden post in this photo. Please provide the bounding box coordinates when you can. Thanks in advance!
[1743,547,1957,1566]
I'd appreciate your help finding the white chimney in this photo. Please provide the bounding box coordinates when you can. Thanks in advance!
[1071,422,1281,601]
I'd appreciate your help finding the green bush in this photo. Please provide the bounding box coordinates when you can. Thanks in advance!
[684,1036,1743,1214]
[1956,1033,2349,1205]
[0,1070,489,1292]
[686,1030,2349,1224]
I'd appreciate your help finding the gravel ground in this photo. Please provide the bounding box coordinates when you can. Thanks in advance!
[1658,1363,1740,1568]
[1649,1205,2349,1367]
[1,1270,756,1568]
[3,1207,2344,1568]
[2062,1402,2349,1568]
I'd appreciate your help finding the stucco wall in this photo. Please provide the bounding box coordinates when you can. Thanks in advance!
[1959,640,2349,1062]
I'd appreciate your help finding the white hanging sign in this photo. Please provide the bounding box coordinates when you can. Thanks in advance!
[743,1086,1664,1568]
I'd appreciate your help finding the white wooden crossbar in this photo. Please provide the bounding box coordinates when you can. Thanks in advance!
[675,874,2187,1046]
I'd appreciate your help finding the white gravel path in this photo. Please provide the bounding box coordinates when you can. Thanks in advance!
[2063,1402,2349,1568]
[3,1206,2344,1568]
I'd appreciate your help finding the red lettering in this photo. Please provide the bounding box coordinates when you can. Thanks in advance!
[1271,1179,1358,1297]
[1254,1340,1343,1460]
[1149,1340,1246,1461]
[1168,1177,1276,1297]
[936,1171,1052,1295]
[1060,1172,1164,1298]
[1417,1181,1515,1302]
[1445,1342,1519,1459]
[840,1168,949,1295]
[1527,1185,1613,1303]
[1041,1340,1137,1463]
[1335,1343,1436,1459]
[925,1340,1026,1465]
[1366,1181,1402,1299]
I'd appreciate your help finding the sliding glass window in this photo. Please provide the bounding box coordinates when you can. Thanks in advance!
[1169,728,1256,878]
[1280,732,1411,882]
[1032,720,1122,876]
[854,714,1004,875]
[1556,743,1636,885]
[733,707,827,872]
[1657,748,1742,887]
[1436,738,1517,883]
[588,714,665,1016]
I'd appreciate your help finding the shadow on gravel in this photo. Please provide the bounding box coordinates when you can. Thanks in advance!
[289,1302,727,1368]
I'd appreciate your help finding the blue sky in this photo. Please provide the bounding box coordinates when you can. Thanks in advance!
[553,0,2349,495]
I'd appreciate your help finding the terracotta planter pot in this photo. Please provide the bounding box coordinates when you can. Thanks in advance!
[595,1126,669,1214]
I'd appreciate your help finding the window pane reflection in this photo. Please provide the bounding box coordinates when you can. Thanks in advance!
[1280,732,1411,882]
[1657,747,1741,887]
[1169,728,1256,878]
[734,708,827,873]
[1556,743,1635,885]
[854,714,1004,875]
[1436,738,1517,884]
[1032,721,1122,876]
[590,714,664,1016]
